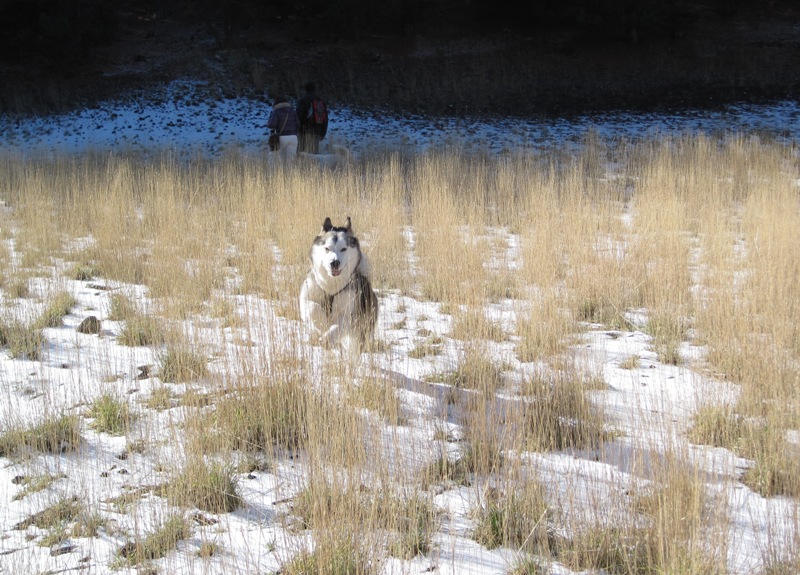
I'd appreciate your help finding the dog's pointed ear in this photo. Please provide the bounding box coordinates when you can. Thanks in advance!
[344,216,352,232]
[322,217,332,232]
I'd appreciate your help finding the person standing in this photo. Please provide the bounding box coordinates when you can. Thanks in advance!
[267,96,299,160]
[297,82,329,154]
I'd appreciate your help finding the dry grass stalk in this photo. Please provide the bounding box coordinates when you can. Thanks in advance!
[0,135,797,572]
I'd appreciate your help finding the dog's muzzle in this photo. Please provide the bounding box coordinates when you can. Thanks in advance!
[329,259,341,276]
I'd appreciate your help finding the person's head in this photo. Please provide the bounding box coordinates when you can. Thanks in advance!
[274,95,288,105]
[304,82,316,94]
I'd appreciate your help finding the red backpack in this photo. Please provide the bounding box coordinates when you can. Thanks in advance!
[308,98,328,124]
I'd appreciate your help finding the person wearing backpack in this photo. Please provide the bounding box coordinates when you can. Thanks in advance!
[297,82,329,154]
[266,95,299,160]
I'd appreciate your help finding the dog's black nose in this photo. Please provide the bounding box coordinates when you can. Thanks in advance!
[330,260,340,270]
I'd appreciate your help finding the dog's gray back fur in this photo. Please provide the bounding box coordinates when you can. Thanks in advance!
[347,270,378,345]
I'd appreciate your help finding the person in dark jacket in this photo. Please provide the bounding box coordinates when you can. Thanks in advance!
[267,96,299,159]
[296,82,328,154]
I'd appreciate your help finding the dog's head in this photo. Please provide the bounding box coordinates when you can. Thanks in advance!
[311,216,361,280]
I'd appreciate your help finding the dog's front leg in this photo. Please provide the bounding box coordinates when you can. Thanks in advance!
[300,281,333,342]
[301,299,341,349]
[319,324,341,348]
[303,301,333,344]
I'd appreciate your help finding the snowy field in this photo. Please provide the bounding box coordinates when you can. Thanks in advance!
[0,84,798,575]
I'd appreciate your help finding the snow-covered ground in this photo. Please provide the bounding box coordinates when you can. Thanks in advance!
[0,84,798,574]
[1,80,799,159]
[1,273,790,575]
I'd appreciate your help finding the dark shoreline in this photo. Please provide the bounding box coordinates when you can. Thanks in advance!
[1,2,798,119]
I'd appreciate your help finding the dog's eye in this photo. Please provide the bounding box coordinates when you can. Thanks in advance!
[324,247,330,252]
[340,247,347,252]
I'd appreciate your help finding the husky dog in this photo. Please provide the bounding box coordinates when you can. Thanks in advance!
[299,216,378,358]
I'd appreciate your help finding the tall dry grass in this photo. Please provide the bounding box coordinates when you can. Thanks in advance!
[0,134,798,573]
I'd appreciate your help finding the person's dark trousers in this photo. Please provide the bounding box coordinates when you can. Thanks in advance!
[300,132,321,154]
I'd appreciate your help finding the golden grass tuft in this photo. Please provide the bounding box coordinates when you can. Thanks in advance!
[515,292,579,362]
[33,290,76,329]
[520,367,610,452]
[117,311,166,347]
[471,479,552,554]
[86,393,135,436]
[0,414,81,459]
[157,344,209,383]
[0,319,45,359]
[13,496,82,531]
[451,308,509,342]
[117,514,190,566]
[281,530,377,575]
[207,364,313,455]
[168,459,241,514]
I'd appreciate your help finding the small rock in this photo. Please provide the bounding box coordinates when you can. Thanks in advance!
[77,316,102,335]
[117,542,137,559]
[192,512,218,526]
[50,543,76,556]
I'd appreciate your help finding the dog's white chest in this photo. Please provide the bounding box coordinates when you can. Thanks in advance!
[299,274,358,329]
[326,289,359,327]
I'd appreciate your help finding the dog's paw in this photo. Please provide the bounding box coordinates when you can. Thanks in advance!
[318,325,340,348]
